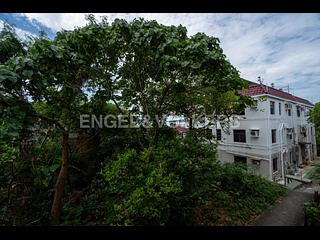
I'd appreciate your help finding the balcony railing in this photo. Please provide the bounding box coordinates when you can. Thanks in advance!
[298,135,311,144]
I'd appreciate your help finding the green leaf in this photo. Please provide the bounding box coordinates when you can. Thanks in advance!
[191,62,201,69]
[22,69,33,78]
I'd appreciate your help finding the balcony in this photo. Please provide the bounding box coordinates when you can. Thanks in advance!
[298,135,311,145]
[298,126,311,145]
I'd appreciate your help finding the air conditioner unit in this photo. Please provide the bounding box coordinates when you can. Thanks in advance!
[250,129,260,137]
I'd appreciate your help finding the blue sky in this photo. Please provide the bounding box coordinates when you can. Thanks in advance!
[1,13,319,103]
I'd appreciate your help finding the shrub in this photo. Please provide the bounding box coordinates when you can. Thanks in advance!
[99,137,218,225]
[305,203,320,226]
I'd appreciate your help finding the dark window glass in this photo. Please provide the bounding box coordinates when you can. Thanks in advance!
[279,103,281,115]
[270,101,275,115]
[216,129,221,141]
[273,158,278,172]
[234,156,247,169]
[234,130,246,143]
[297,106,300,117]
[272,129,276,143]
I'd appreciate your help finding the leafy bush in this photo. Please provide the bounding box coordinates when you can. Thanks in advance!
[193,164,287,225]
[93,136,217,225]
[305,203,320,226]
[59,135,287,226]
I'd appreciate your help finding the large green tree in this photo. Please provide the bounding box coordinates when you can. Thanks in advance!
[1,16,254,225]
[309,102,320,156]
[109,18,252,145]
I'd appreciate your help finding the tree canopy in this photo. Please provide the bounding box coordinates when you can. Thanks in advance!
[0,16,285,226]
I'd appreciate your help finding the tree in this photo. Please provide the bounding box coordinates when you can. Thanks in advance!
[109,18,252,145]
[0,23,26,64]
[309,102,320,156]
[1,16,255,225]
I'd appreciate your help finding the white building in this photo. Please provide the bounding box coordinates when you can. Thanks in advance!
[213,81,317,182]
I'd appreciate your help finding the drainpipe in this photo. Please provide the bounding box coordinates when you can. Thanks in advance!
[267,99,272,181]
[307,126,311,162]
[279,122,285,185]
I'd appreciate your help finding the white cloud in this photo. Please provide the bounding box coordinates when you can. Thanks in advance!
[0,19,36,41]
[16,13,320,103]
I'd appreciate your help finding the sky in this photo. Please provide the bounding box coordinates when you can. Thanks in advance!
[0,13,319,103]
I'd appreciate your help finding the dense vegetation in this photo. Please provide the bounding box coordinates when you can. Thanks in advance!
[0,16,286,226]
[309,102,320,156]
[304,163,320,226]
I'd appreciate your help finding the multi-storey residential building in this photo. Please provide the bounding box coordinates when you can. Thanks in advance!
[213,81,317,182]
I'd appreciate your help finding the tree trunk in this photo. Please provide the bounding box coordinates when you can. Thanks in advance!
[51,132,70,224]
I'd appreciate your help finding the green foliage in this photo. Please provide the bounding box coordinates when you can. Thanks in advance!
[314,163,320,179]
[101,147,183,225]
[0,23,26,64]
[305,202,320,226]
[0,16,281,226]
[194,164,287,225]
[309,102,320,155]
[0,142,17,188]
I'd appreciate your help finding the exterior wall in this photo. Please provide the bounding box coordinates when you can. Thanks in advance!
[214,94,316,182]
[217,149,271,179]
[166,91,316,182]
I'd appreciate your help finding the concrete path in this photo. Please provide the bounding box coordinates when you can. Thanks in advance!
[254,189,313,226]
[254,160,319,226]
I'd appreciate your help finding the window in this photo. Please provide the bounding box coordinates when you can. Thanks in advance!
[273,158,278,172]
[297,106,300,117]
[216,129,221,141]
[271,129,276,143]
[270,101,275,115]
[279,102,281,115]
[285,103,292,116]
[233,130,246,143]
[234,156,247,164]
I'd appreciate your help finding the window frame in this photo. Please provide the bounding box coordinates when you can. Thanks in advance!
[272,157,278,172]
[234,156,247,170]
[297,106,300,117]
[279,102,281,115]
[271,129,276,143]
[270,101,275,115]
[233,129,246,143]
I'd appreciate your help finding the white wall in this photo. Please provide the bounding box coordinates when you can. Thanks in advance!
[214,94,316,181]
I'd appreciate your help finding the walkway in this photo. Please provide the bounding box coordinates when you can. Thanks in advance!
[254,189,313,226]
[254,159,320,226]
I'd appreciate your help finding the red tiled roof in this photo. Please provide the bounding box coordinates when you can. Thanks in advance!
[242,81,314,106]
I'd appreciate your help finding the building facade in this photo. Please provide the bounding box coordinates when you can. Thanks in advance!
[213,81,317,182]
